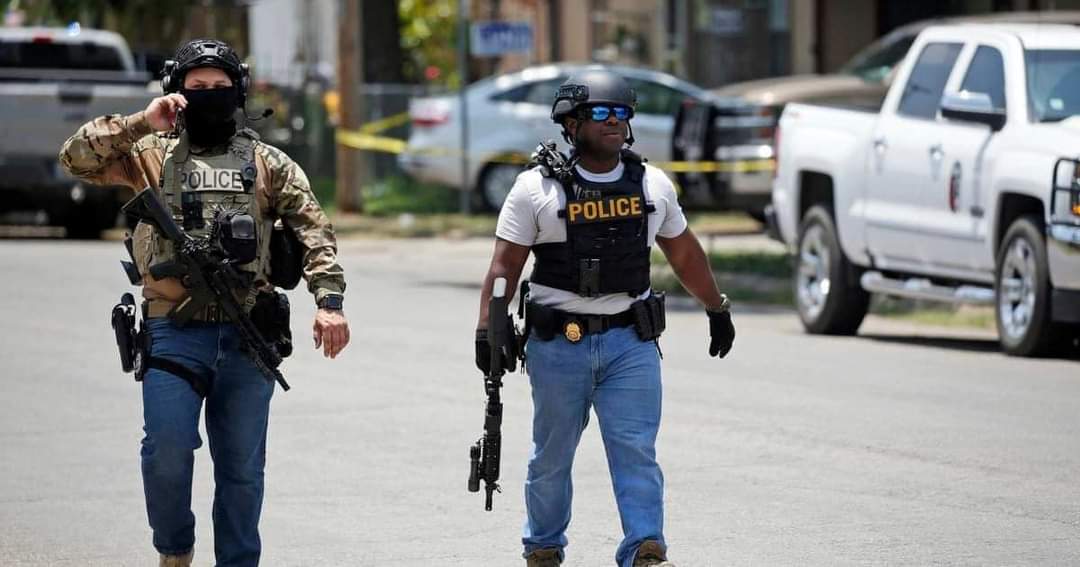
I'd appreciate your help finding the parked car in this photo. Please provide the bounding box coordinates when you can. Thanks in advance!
[770,23,1080,356]
[674,11,1080,220]
[398,63,710,210]
[0,25,155,237]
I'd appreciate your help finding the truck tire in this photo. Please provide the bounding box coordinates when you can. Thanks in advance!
[64,188,120,239]
[995,215,1061,356]
[794,205,869,335]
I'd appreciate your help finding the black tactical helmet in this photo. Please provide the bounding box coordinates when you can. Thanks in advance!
[162,39,249,102]
[550,68,637,124]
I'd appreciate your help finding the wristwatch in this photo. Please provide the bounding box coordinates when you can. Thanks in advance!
[317,294,344,310]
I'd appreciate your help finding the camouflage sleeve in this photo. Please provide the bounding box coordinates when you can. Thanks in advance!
[263,145,347,304]
[58,111,155,189]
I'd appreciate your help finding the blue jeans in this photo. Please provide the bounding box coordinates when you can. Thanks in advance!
[522,325,665,567]
[140,318,275,566]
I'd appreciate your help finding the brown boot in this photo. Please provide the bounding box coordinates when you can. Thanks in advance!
[525,547,562,566]
[159,550,193,567]
[632,540,675,567]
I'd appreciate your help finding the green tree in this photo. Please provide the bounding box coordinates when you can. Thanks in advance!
[398,0,460,87]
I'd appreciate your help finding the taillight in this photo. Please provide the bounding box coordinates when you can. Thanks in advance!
[410,105,449,128]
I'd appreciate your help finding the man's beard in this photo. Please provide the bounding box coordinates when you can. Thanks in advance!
[574,131,622,161]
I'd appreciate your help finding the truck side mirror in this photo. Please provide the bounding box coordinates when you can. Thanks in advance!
[940,90,1006,132]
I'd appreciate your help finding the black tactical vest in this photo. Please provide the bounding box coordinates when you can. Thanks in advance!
[530,150,654,297]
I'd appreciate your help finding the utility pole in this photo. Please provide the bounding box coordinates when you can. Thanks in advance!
[458,0,471,215]
[335,0,366,213]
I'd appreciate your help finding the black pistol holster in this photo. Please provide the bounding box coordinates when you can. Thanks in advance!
[250,289,293,359]
[111,293,139,373]
[631,292,666,341]
[111,293,216,396]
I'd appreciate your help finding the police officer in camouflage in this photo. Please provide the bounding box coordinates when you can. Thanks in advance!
[476,69,736,567]
[59,39,349,566]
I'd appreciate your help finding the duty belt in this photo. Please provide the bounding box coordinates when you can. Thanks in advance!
[145,299,231,322]
[526,302,635,343]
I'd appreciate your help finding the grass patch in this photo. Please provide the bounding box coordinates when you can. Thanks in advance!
[311,176,336,214]
[707,250,791,278]
[362,175,460,216]
[870,296,996,329]
[332,212,497,238]
[685,211,764,234]
[651,249,794,306]
[310,175,462,217]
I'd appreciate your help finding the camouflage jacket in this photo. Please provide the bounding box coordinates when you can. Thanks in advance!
[59,111,346,305]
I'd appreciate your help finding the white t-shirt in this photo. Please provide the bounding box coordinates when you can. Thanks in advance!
[495,159,688,314]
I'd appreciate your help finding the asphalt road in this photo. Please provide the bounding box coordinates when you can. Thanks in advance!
[1,236,1078,566]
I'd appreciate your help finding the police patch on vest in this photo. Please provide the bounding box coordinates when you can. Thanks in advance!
[565,195,644,225]
[182,169,246,192]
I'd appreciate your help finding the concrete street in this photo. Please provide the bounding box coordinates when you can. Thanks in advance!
[1,236,1078,566]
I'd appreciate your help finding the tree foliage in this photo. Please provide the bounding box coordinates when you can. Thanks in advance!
[398,0,460,88]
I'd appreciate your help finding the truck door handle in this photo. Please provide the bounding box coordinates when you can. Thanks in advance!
[873,137,887,154]
[929,144,944,161]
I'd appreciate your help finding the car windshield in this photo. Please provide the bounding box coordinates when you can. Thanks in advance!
[1025,49,1080,122]
[839,33,916,83]
[0,39,125,70]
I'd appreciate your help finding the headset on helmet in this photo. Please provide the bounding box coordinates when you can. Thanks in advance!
[550,69,637,146]
[161,39,249,105]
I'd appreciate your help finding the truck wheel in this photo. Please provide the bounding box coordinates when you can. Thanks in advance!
[64,188,119,239]
[995,215,1060,356]
[478,163,522,211]
[795,205,869,335]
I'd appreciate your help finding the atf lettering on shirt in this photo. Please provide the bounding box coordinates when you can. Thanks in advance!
[181,168,246,192]
[566,195,644,225]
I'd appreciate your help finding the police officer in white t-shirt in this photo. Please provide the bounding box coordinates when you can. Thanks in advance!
[475,69,735,567]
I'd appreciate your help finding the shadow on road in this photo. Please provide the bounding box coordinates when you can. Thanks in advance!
[860,333,1080,360]
[859,333,1001,354]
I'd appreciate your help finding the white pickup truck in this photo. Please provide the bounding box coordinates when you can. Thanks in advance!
[0,26,154,237]
[769,23,1080,356]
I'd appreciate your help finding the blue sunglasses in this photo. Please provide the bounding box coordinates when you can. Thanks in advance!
[586,105,631,122]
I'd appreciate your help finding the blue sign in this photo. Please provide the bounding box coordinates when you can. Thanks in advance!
[470,21,533,57]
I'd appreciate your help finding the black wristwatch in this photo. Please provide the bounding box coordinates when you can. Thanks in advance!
[317,294,344,310]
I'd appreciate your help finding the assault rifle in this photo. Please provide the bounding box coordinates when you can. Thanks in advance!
[468,277,518,511]
[121,188,290,391]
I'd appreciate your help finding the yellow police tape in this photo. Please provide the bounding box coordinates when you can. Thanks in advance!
[335,121,775,174]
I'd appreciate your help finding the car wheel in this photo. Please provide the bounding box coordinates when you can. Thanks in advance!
[478,163,524,211]
[794,205,869,335]
[995,215,1061,356]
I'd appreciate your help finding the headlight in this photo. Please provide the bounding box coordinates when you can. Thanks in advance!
[1073,163,1080,215]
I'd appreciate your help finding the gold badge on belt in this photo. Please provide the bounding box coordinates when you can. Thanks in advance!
[564,321,583,343]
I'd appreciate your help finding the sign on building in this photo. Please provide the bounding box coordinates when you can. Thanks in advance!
[470,21,534,57]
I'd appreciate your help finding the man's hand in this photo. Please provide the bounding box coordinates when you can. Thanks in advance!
[313,308,349,359]
[145,94,188,132]
[707,309,735,358]
[475,329,492,374]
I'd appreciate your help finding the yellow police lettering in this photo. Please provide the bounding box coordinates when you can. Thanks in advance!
[597,200,612,219]
[630,197,642,216]
[568,202,584,222]
[616,198,630,217]
[583,201,598,220]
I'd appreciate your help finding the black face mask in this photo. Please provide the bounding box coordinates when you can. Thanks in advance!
[180,86,239,147]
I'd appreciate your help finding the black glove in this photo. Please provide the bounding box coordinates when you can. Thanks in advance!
[475,328,492,374]
[707,309,735,358]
